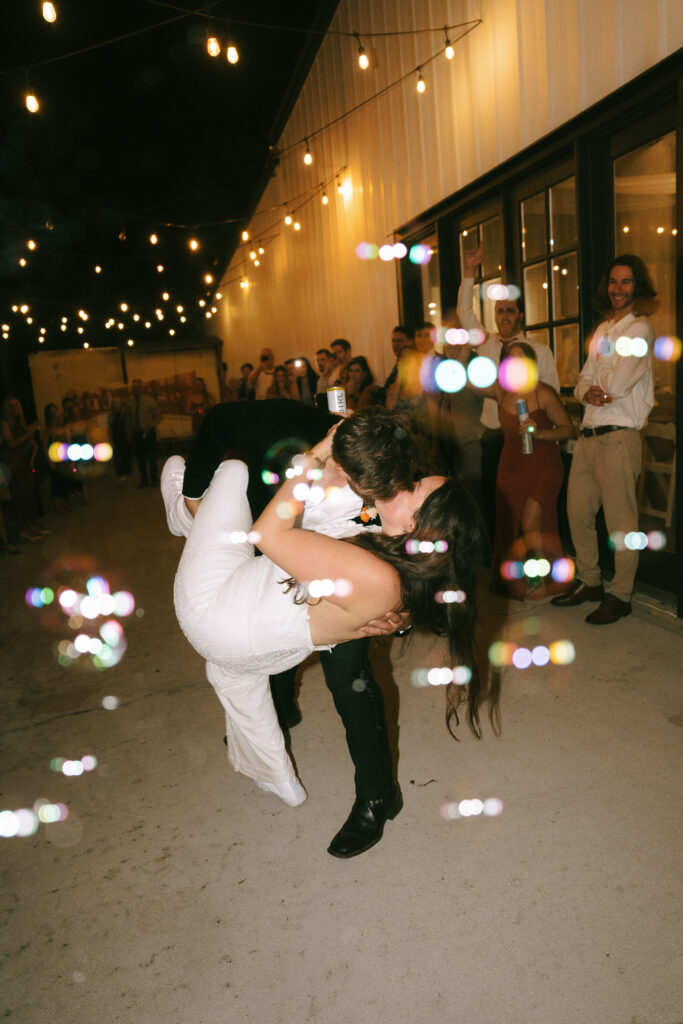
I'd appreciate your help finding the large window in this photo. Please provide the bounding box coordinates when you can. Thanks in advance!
[519,175,580,388]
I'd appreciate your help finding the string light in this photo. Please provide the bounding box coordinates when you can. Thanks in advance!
[241,230,249,241]
[42,2,57,23]
[293,221,301,231]
[206,32,220,58]
[303,139,313,165]
[188,238,199,251]
[157,264,164,272]
[215,291,222,299]
[444,27,454,59]
[226,41,239,64]
[149,233,158,244]
[337,179,344,195]
[417,68,426,93]
[162,291,169,300]
[18,258,27,267]
[258,247,264,255]
[204,273,213,284]
[25,92,39,113]
[27,239,36,250]
[94,265,102,274]
[355,33,369,70]
[284,212,293,225]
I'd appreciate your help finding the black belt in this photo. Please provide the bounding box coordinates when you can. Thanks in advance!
[581,425,627,438]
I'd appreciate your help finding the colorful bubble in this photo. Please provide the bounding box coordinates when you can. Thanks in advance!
[653,335,681,362]
[531,645,550,666]
[112,591,135,616]
[483,797,504,817]
[468,328,486,347]
[488,641,517,667]
[444,328,469,346]
[93,443,113,462]
[549,640,575,665]
[434,359,467,394]
[307,578,336,598]
[595,333,614,357]
[646,530,666,551]
[261,470,279,485]
[392,242,407,259]
[452,665,472,685]
[551,557,575,583]
[511,647,532,669]
[498,355,539,393]
[500,560,524,581]
[379,245,394,262]
[408,244,432,266]
[615,335,648,358]
[102,695,119,710]
[427,667,453,686]
[467,356,497,388]
[487,283,509,301]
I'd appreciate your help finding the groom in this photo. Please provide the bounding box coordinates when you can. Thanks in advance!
[180,399,420,858]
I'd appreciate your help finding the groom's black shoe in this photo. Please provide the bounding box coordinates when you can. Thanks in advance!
[327,788,402,859]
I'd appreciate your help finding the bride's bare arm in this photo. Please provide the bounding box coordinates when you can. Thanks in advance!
[253,447,399,615]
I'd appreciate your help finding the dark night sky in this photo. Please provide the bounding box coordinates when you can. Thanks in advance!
[0,0,337,370]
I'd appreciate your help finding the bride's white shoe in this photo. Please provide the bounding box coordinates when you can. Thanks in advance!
[161,456,194,537]
[254,777,308,807]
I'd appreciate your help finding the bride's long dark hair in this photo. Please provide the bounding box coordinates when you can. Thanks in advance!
[353,477,485,739]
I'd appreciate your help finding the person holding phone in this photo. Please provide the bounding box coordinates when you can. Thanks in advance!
[248,348,275,400]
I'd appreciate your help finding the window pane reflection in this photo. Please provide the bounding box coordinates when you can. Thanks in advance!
[481,216,502,277]
[554,324,580,388]
[549,177,577,252]
[523,261,548,324]
[421,235,441,328]
[521,191,546,261]
[551,252,578,319]
[459,227,480,275]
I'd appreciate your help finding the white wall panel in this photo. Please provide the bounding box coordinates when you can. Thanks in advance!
[216,0,682,384]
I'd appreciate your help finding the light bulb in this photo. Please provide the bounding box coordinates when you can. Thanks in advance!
[94,265,102,274]
[417,70,426,93]
[149,233,158,244]
[337,180,344,195]
[357,43,369,70]
[19,258,27,267]
[204,273,213,284]
[26,93,39,113]
[119,303,128,312]
[303,141,313,165]
[176,305,184,313]
[254,259,260,267]
[250,251,256,260]
[445,42,454,59]
[241,230,249,241]
[226,44,239,64]
[157,264,164,272]
[215,291,222,299]
[127,339,134,347]
[284,213,292,226]
[294,221,301,231]
[42,2,57,23]
[321,192,329,205]
[258,248,264,255]
[83,342,89,349]
[207,35,220,58]
[27,239,36,250]
[162,291,170,300]
[188,238,199,251]
[169,329,175,336]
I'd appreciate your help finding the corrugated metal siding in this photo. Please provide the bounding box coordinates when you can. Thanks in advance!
[217,0,682,383]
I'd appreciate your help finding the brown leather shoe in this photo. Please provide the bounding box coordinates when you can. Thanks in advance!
[585,595,632,625]
[550,579,605,606]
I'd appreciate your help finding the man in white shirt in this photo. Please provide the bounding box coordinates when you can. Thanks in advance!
[248,347,275,399]
[456,243,560,537]
[552,255,657,624]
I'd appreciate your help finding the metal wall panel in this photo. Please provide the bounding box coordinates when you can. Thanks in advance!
[217,0,682,384]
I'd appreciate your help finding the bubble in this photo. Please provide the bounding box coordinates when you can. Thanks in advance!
[355,242,378,260]
[501,560,524,580]
[487,283,509,301]
[37,803,62,824]
[646,530,666,551]
[308,485,325,504]
[531,645,550,666]
[80,443,94,461]
[63,759,85,777]
[488,641,516,667]
[247,530,261,544]
[308,578,335,598]
[459,798,484,817]
[511,647,532,669]
[408,244,432,266]
[0,810,20,838]
[379,244,394,262]
[405,539,420,555]
[595,333,614,357]
[483,797,504,817]
[49,441,69,462]
[549,640,575,665]
[351,677,367,693]
[452,665,472,685]
[436,589,465,604]
[498,355,538,393]
[609,530,626,552]
[15,809,39,837]
[67,443,82,461]
[100,620,123,646]
[616,335,648,358]
[441,801,460,820]
[261,470,279,485]
[112,591,135,616]
[418,540,434,553]
[427,667,451,686]
[334,578,353,597]
[50,757,65,772]
[444,328,469,346]
[392,242,408,259]
[40,587,55,605]
[59,589,78,609]
[25,587,43,608]
[551,557,575,583]
[88,637,103,655]
[86,576,109,597]
[467,328,486,347]
[410,668,429,687]
[653,335,681,362]
[434,359,466,394]
[94,442,113,462]
[74,634,90,653]
[276,500,297,520]
[467,356,498,388]
[81,755,98,771]
[102,695,119,710]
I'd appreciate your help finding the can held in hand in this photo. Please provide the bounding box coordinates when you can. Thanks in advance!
[516,398,534,455]
[327,386,347,417]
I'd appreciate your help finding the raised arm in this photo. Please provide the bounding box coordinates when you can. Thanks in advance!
[456,242,486,333]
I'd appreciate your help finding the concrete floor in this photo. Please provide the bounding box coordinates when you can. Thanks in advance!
[1,472,682,1024]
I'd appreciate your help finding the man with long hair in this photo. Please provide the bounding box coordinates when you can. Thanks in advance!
[552,255,658,624]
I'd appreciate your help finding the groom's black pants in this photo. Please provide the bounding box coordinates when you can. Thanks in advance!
[184,399,397,802]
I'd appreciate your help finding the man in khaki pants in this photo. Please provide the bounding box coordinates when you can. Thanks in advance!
[552,255,658,624]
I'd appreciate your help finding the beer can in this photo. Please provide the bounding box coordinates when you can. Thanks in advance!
[327,386,347,417]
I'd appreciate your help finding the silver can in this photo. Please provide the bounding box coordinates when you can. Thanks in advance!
[327,386,347,417]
